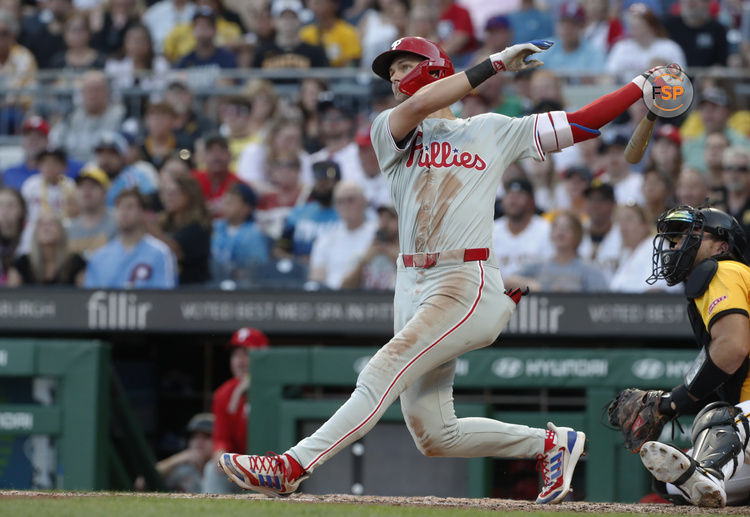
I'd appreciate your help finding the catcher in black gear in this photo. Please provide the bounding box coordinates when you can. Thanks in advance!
[607,205,750,507]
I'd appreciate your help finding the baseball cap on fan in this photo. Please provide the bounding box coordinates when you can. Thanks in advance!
[654,124,681,147]
[186,413,214,435]
[22,116,50,136]
[559,2,585,23]
[229,327,269,349]
[271,0,303,17]
[505,178,534,196]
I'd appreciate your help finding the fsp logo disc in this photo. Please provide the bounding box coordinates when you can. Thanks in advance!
[642,64,694,118]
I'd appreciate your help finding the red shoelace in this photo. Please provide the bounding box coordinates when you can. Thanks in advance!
[536,453,550,486]
[248,452,289,477]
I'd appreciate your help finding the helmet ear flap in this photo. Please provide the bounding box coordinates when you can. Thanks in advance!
[398,61,450,96]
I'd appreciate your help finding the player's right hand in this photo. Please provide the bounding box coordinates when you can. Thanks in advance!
[490,40,554,72]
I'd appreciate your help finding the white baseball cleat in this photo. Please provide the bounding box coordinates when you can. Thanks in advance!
[535,422,586,504]
[218,452,308,497]
[640,441,726,507]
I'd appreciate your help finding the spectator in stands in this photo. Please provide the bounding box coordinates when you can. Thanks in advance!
[238,118,314,190]
[664,0,728,67]
[408,2,439,42]
[144,0,196,54]
[253,0,329,70]
[176,6,237,70]
[300,0,361,67]
[642,168,675,224]
[95,132,158,208]
[509,0,555,44]
[67,165,116,258]
[275,160,341,262]
[50,71,125,162]
[355,125,390,210]
[578,180,621,278]
[541,3,606,72]
[0,8,36,135]
[219,84,277,170]
[340,202,398,290]
[435,0,477,65]
[682,87,750,173]
[21,148,76,239]
[203,327,268,493]
[7,211,85,286]
[256,155,311,239]
[105,24,171,111]
[559,165,592,217]
[357,0,407,72]
[140,101,179,170]
[193,134,244,217]
[150,170,211,285]
[154,413,214,493]
[211,182,269,283]
[308,181,376,289]
[165,80,215,152]
[49,11,106,71]
[605,4,685,82]
[645,124,682,181]
[523,155,563,212]
[610,203,676,292]
[599,134,645,205]
[309,95,366,186]
[705,131,730,189]
[466,15,513,69]
[509,210,609,292]
[493,178,552,278]
[581,0,622,51]
[0,187,27,282]
[297,78,327,153]
[3,117,82,190]
[721,147,750,253]
[18,0,72,69]
[676,166,711,208]
[84,188,177,288]
[90,0,141,58]
[164,0,242,63]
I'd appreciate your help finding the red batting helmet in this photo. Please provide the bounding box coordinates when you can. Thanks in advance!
[371,37,454,96]
[229,327,269,349]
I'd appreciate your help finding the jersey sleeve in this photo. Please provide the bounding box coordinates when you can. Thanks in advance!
[694,262,750,331]
[370,108,418,175]
[485,113,544,163]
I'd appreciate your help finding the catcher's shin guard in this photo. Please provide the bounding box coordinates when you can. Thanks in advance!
[690,402,750,480]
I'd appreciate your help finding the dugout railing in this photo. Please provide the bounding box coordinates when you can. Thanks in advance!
[248,346,696,502]
[0,339,163,490]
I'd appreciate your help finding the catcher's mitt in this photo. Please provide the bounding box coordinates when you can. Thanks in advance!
[606,388,671,453]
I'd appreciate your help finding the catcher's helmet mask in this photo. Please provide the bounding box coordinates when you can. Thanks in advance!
[372,37,454,97]
[648,206,747,286]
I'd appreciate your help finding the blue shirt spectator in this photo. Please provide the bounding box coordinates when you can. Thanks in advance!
[276,160,343,260]
[212,220,269,271]
[509,2,555,44]
[85,188,177,288]
[85,235,177,288]
[3,159,83,191]
[93,132,158,208]
[542,3,606,72]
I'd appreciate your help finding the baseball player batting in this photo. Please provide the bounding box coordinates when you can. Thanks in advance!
[219,37,654,502]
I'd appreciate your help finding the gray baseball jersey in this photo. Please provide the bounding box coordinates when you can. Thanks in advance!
[370,110,543,254]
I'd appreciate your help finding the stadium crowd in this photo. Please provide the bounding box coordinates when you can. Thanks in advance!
[0,0,749,293]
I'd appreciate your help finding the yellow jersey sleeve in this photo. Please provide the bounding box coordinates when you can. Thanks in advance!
[694,261,750,331]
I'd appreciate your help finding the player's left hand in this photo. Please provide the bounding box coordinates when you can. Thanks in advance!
[606,388,672,453]
[490,40,554,72]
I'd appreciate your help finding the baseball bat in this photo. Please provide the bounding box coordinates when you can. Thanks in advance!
[624,111,658,164]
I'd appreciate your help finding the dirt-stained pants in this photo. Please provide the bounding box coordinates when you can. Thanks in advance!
[288,254,547,472]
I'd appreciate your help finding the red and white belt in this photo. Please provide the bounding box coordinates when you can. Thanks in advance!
[401,248,491,269]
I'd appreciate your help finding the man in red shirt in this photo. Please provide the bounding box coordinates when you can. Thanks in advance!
[202,327,269,493]
[436,0,477,62]
[193,134,244,217]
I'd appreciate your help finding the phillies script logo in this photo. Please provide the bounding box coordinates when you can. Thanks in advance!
[406,132,487,170]
[708,295,727,315]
